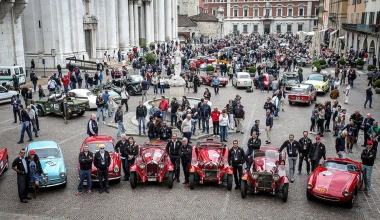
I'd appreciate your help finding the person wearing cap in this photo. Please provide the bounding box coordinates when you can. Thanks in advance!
[362,114,375,147]
[26,105,38,138]
[94,144,111,194]
[361,140,377,196]
[26,150,44,199]
[12,148,32,203]
[308,136,326,172]
[335,130,348,158]
[279,134,301,182]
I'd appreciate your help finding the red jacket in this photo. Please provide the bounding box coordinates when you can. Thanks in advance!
[159,100,169,111]
[211,110,221,122]
[61,77,69,86]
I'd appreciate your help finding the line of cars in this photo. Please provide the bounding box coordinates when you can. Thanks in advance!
[0,137,364,208]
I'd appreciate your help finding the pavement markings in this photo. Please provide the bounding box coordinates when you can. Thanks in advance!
[58,131,86,144]
[0,118,14,124]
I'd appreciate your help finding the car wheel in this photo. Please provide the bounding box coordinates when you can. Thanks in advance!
[288,101,292,105]
[282,183,289,202]
[167,171,174,189]
[127,87,135,96]
[189,173,195,190]
[345,193,355,209]
[223,84,226,87]
[306,189,313,200]
[240,180,247,198]
[37,106,45,116]
[308,100,312,106]
[130,171,137,189]
[227,174,233,191]
[77,110,85,117]
[4,156,9,172]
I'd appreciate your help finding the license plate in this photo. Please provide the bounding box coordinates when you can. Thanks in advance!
[317,188,326,193]
[297,97,300,100]
[244,81,247,84]
[148,178,156,182]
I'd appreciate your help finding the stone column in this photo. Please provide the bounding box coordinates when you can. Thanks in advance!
[173,0,178,40]
[118,0,130,49]
[154,0,158,42]
[107,0,117,51]
[134,2,139,46]
[227,0,231,18]
[165,0,172,40]
[158,0,165,42]
[129,1,135,46]
[145,1,153,45]
[140,1,145,41]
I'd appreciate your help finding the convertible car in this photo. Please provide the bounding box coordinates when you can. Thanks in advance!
[79,135,121,184]
[200,75,228,87]
[189,138,233,190]
[130,141,174,189]
[26,141,67,187]
[0,148,8,176]
[288,83,317,106]
[241,146,289,202]
[69,89,121,109]
[306,158,363,208]
[304,74,329,94]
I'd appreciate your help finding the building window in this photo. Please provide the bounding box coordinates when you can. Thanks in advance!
[277,9,282,17]
[243,24,248,33]
[265,9,271,17]
[212,10,216,15]
[361,12,366,24]
[288,8,293,17]
[244,8,248,17]
[313,20,317,26]
[253,25,258,33]
[287,24,292,32]
[299,8,304,16]
[205,9,208,13]
[369,12,375,24]
[298,24,303,31]
[233,24,238,34]
[356,13,359,24]
[254,8,259,17]
[234,9,238,17]
[277,24,281,33]
[315,8,319,16]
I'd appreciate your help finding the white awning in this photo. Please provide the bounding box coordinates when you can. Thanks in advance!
[330,30,338,36]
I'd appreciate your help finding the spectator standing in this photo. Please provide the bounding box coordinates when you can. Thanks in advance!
[228,140,245,189]
[219,110,229,142]
[362,113,375,147]
[335,131,348,158]
[159,96,169,121]
[17,105,33,144]
[180,137,192,187]
[211,107,221,137]
[115,105,126,137]
[234,102,245,134]
[361,140,377,196]
[308,136,326,172]
[298,131,312,175]
[87,114,98,137]
[279,134,301,182]
[170,98,180,128]
[364,86,373,108]
[265,109,273,144]
[141,77,149,102]
[136,101,147,135]
[94,144,111,194]
[226,99,235,130]
[120,88,130,112]
[181,114,192,143]
[11,95,21,123]
[12,149,32,203]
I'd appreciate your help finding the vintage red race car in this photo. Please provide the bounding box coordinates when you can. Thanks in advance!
[200,75,228,87]
[241,146,289,202]
[130,141,174,189]
[78,135,121,184]
[306,158,363,208]
[253,73,269,88]
[0,148,9,176]
[189,138,233,190]
[288,83,317,106]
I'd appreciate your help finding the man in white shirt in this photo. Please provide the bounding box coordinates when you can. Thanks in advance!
[26,106,38,137]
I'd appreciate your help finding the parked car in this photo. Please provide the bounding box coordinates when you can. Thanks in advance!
[69,89,121,109]
[304,74,329,94]
[25,141,67,187]
[0,148,9,176]
[130,141,174,189]
[112,75,143,96]
[35,93,89,118]
[288,83,317,106]
[200,74,228,87]
[189,138,233,190]
[241,146,289,202]
[280,73,300,90]
[232,72,253,88]
[79,135,121,184]
[0,85,17,104]
[306,158,363,208]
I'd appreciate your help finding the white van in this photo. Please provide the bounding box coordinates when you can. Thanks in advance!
[0,66,26,86]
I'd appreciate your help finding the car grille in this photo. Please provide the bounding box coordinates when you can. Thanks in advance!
[146,162,158,178]
[314,194,340,201]
[257,172,273,189]
[204,171,218,178]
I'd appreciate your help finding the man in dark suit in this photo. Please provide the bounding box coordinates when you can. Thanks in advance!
[12,148,31,203]
[94,144,111,193]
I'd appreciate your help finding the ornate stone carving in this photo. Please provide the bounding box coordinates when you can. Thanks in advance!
[83,14,98,30]
[0,0,15,24]
[13,0,28,24]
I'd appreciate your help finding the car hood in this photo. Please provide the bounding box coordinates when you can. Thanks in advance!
[41,158,65,175]
[304,80,324,85]
[70,98,89,105]
[142,148,165,163]
[253,157,278,173]
[314,168,355,192]
[199,148,223,164]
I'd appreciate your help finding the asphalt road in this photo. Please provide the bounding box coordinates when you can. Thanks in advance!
[0,66,378,220]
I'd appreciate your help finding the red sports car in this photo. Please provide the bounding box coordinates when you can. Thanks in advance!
[0,148,9,176]
[200,75,228,87]
[306,158,363,208]
[78,135,121,184]
[241,146,289,202]
[288,83,317,106]
[130,141,174,189]
[189,138,233,190]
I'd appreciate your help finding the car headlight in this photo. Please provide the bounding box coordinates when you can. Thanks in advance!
[273,174,280,181]
[252,172,259,179]
[43,174,49,183]
[114,166,119,173]
[139,163,146,169]
[158,162,165,169]
[60,172,65,178]
[343,190,350,197]
[307,184,313,189]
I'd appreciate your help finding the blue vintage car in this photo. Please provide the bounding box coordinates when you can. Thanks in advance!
[26,141,67,188]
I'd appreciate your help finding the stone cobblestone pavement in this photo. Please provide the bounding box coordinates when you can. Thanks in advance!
[0,67,378,219]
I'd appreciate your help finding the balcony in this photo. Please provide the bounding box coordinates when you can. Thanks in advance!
[261,15,274,20]
[342,23,380,35]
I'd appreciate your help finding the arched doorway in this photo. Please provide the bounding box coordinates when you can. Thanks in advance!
[363,37,368,52]
[369,40,375,64]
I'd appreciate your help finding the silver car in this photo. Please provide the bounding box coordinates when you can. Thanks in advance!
[232,72,252,88]
[0,85,17,104]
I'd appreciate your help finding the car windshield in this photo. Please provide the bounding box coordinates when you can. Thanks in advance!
[33,148,61,159]
[265,150,279,159]
[86,91,93,96]
[239,74,250,79]
[308,75,323,81]
[130,75,142,82]
[323,161,359,172]
[291,88,307,93]
[86,142,115,153]
[286,76,298,82]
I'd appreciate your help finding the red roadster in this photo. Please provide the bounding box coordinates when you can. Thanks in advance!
[78,135,121,184]
[0,148,9,176]
[241,146,290,202]
[130,141,174,189]
[306,158,363,208]
[200,75,228,87]
[288,83,317,106]
[189,138,233,190]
